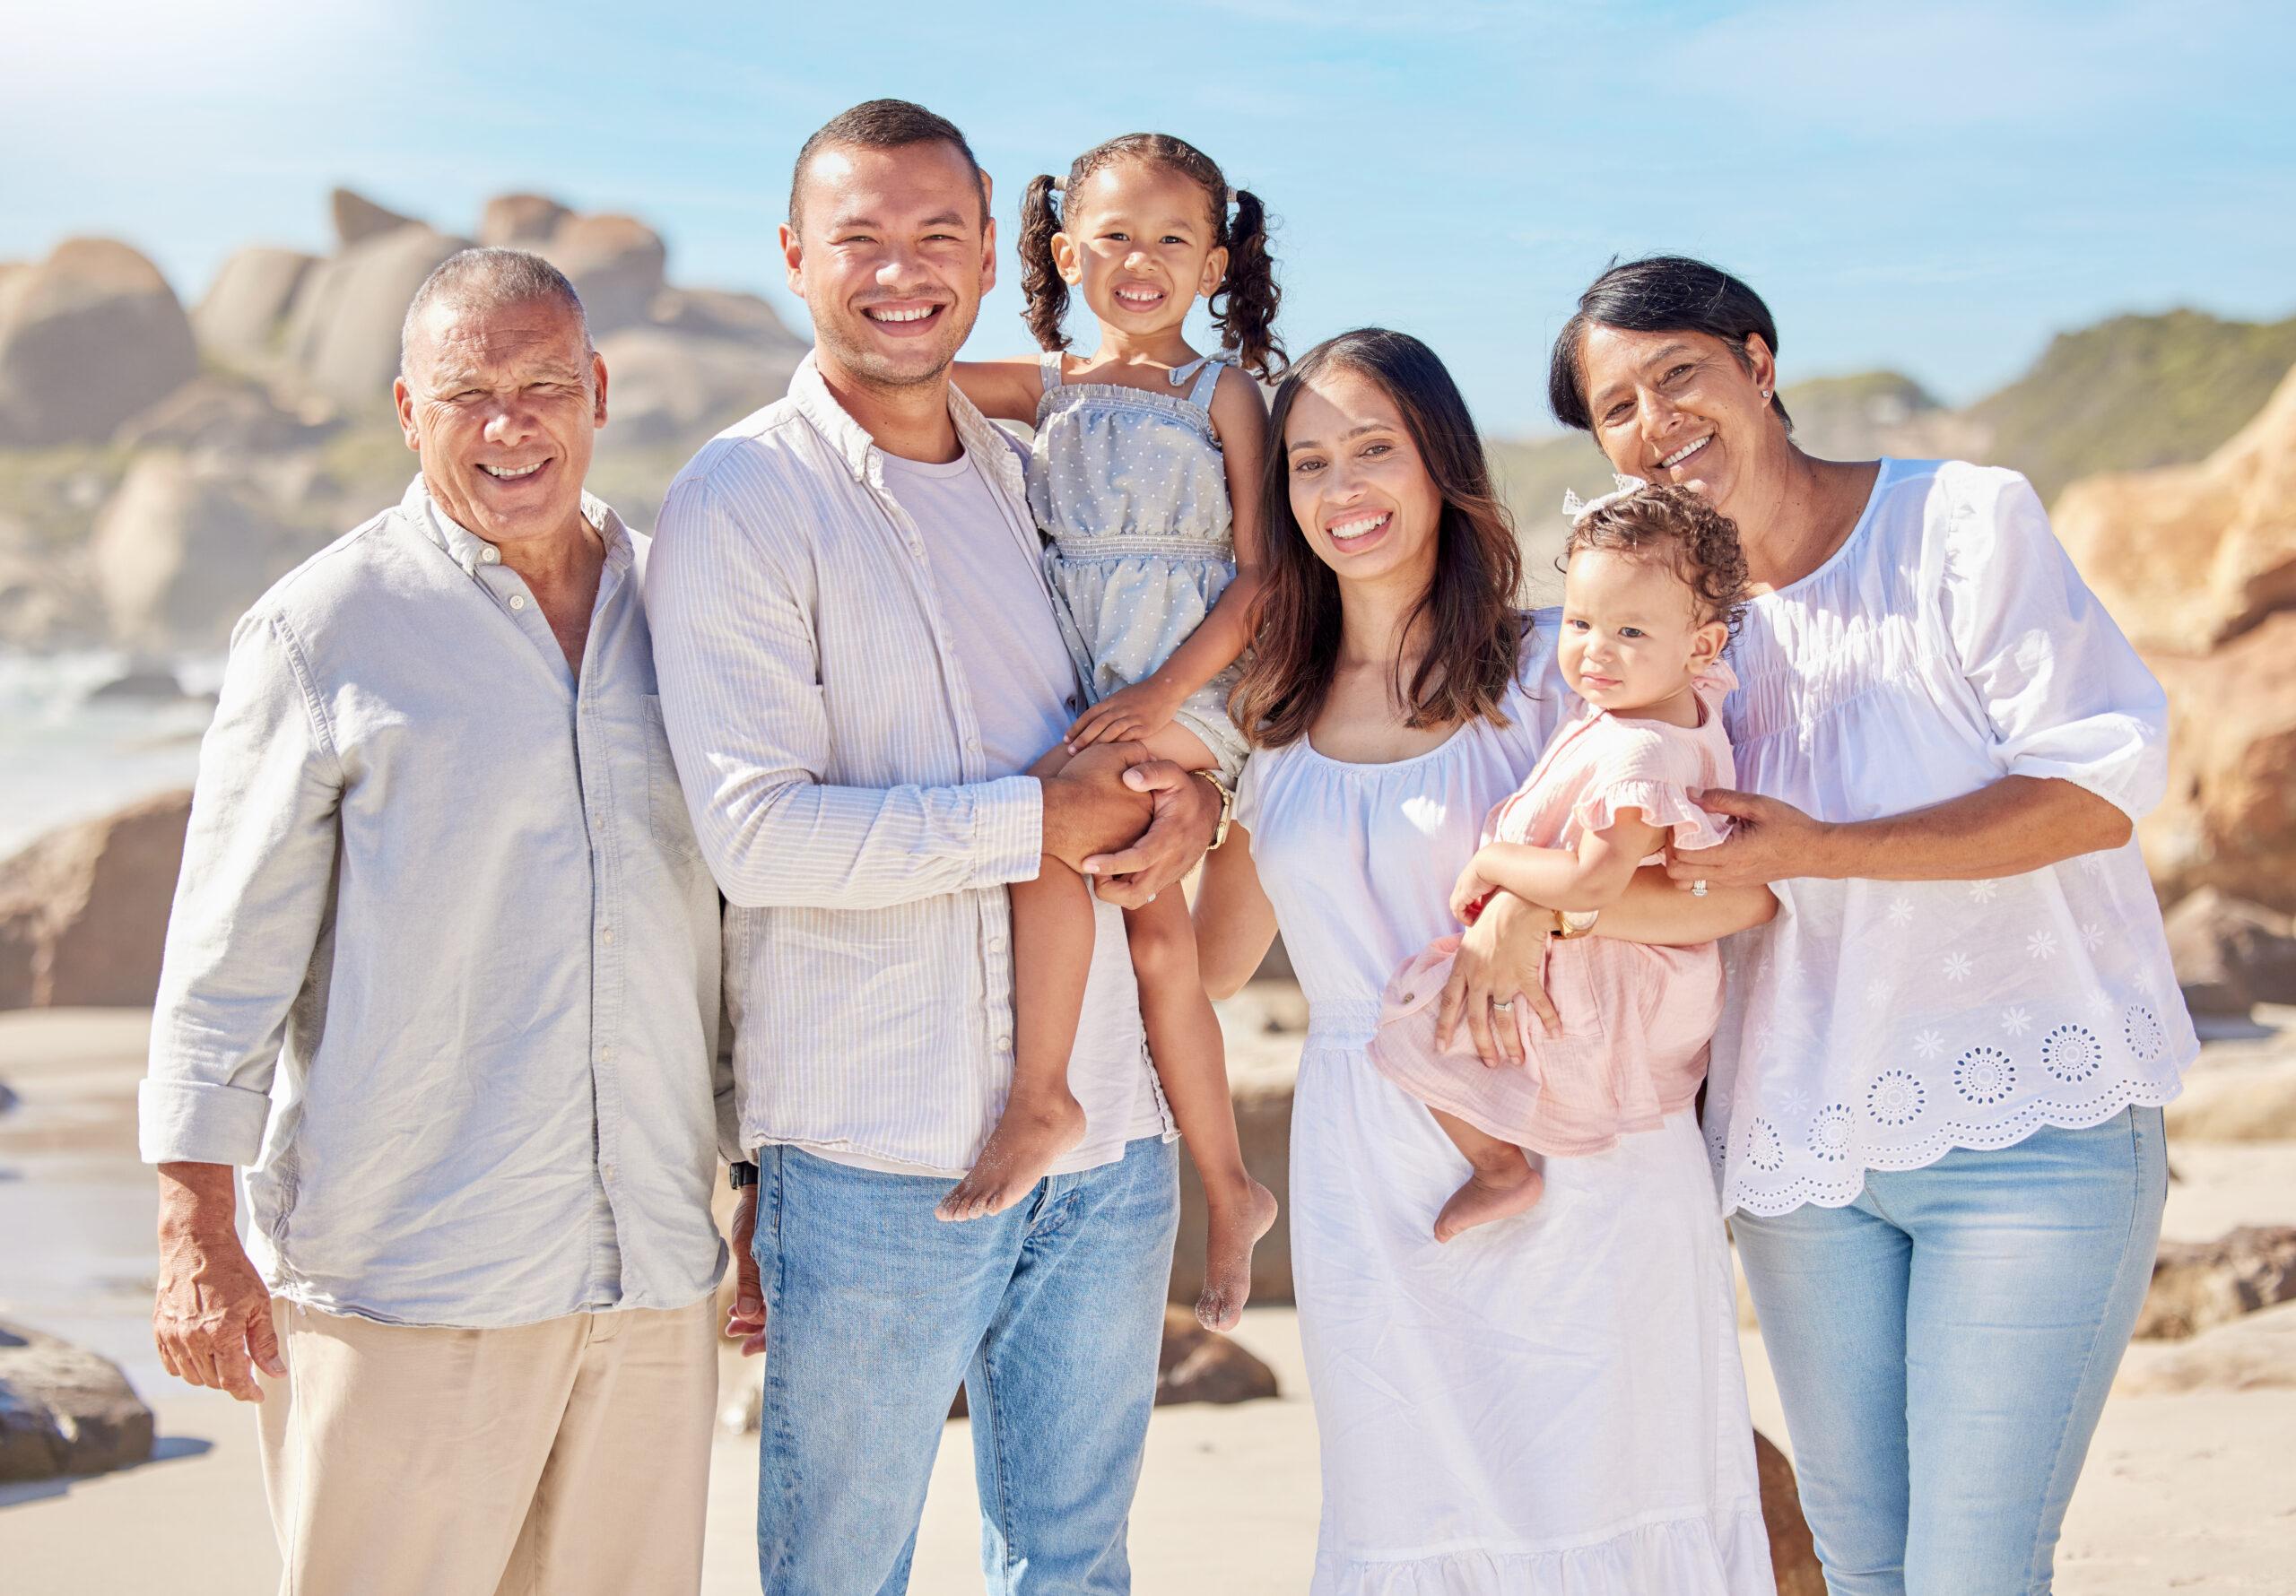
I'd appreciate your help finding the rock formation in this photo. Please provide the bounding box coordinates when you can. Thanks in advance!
[2143,612,2296,914]
[0,790,190,1011]
[192,245,318,371]
[0,1320,155,1482]
[478,193,572,247]
[2165,889,2296,1013]
[90,455,300,653]
[2136,1226,2296,1340]
[544,212,667,336]
[2057,363,2296,653]
[329,186,419,247]
[0,239,199,447]
[282,223,470,415]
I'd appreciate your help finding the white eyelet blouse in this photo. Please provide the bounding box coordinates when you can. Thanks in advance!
[1705,457,2197,1218]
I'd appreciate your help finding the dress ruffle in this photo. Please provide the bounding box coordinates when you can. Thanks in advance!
[1318,1502,1775,1596]
[1571,777,1730,852]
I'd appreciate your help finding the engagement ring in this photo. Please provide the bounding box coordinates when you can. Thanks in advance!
[1692,880,1709,898]
[1492,998,1515,1011]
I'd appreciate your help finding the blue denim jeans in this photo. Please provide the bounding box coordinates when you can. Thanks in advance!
[1732,1106,2167,1596]
[751,1136,1179,1596]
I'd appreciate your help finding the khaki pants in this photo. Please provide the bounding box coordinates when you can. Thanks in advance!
[256,1295,718,1596]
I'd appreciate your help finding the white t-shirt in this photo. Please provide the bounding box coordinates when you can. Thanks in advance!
[878,446,1170,1149]
[1705,458,2196,1217]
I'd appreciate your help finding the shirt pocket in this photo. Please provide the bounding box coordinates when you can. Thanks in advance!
[640,695,703,865]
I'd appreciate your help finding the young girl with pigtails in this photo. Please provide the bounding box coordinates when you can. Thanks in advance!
[948,134,1280,1331]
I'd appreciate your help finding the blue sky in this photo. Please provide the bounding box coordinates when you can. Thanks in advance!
[6,0,2292,435]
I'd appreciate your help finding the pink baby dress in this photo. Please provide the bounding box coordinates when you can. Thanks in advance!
[1368,663,1739,1157]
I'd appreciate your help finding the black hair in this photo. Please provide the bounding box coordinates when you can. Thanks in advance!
[1019,133,1285,378]
[1547,255,1792,433]
[788,99,987,234]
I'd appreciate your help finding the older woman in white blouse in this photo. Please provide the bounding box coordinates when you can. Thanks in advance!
[1548,256,2195,1596]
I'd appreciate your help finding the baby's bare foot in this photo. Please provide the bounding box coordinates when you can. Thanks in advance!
[1196,1177,1279,1332]
[1433,1155,1544,1243]
[936,1086,1087,1222]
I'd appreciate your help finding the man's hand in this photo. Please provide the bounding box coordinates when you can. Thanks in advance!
[153,1162,283,1403]
[1667,790,1834,889]
[725,1184,766,1357]
[1079,759,1221,910]
[1065,679,1181,753]
[1040,743,1158,877]
[1433,893,1561,1068]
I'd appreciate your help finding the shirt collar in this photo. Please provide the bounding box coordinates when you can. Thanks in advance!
[785,350,1031,507]
[402,473,632,578]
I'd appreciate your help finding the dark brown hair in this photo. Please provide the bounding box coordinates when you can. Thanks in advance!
[1548,255,1793,433]
[1018,134,1285,378]
[788,99,987,233]
[1564,482,1752,640]
[1231,328,1525,749]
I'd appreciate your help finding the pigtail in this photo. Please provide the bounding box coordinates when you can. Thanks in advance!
[1018,173,1070,353]
[1213,187,1286,378]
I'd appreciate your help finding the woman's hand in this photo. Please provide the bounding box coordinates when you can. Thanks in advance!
[1448,854,1496,924]
[1667,790,1837,889]
[1065,679,1183,752]
[1433,892,1560,1068]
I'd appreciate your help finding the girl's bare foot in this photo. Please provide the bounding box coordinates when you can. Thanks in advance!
[1433,1154,1544,1243]
[1196,1177,1279,1332]
[936,1086,1087,1221]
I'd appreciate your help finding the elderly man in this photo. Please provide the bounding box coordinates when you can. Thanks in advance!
[648,100,1225,1594]
[138,248,734,1595]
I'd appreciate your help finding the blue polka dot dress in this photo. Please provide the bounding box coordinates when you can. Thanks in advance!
[1029,349,1249,780]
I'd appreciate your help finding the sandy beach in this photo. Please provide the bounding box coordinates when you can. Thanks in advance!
[4,1006,2293,1594]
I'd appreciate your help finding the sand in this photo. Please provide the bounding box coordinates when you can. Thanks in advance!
[3,1008,2292,1593]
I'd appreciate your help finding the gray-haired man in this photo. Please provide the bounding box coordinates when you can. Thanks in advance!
[138,249,735,1595]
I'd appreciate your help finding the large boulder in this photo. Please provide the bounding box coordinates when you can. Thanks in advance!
[0,1320,155,1481]
[2165,889,2296,1013]
[89,454,299,653]
[2117,1297,2296,1395]
[283,225,467,415]
[478,193,572,248]
[0,238,199,447]
[2143,613,2296,913]
[2136,1226,2296,1340]
[0,790,191,1011]
[2057,361,2296,653]
[114,374,330,460]
[1153,1306,1278,1405]
[2164,1055,2296,1141]
[192,245,317,369]
[545,213,666,337]
[595,325,804,447]
[647,287,804,348]
[331,186,420,248]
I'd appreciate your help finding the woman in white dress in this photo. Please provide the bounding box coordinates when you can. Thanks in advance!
[1193,328,1779,1595]
[1546,256,2193,1595]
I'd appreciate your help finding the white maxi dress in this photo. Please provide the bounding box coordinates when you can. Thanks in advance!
[1236,628,1773,1596]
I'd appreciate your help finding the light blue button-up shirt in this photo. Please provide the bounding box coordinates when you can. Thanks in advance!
[139,476,732,1329]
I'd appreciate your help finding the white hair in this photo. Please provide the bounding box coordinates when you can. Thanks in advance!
[399,247,592,377]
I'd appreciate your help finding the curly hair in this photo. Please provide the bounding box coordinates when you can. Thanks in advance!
[1018,133,1285,378]
[1564,483,1751,641]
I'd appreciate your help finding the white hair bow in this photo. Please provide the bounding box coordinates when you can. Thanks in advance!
[1561,473,1649,526]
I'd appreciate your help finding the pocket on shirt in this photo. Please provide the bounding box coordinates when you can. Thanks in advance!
[641,696,703,864]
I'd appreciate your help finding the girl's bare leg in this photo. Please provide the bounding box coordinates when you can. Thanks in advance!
[937,749,1096,1221]
[1428,1108,1544,1243]
[1125,889,1277,1331]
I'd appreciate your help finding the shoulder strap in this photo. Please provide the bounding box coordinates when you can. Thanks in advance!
[1039,350,1065,391]
[1185,352,1230,411]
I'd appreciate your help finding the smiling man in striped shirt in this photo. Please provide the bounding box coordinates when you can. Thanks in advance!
[648,100,1224,1594]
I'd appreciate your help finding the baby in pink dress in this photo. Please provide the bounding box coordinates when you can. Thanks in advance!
[1370,481,1752,1241]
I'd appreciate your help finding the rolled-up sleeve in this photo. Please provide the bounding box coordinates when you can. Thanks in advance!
[646,472,1042,912]
[1940,470,2170,823]
[139,610,344,1166]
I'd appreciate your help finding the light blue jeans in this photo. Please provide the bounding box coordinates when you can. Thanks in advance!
[751,1136,1179,1596]
[1732,1106,2167,1596]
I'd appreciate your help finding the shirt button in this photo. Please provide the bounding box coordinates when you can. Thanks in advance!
[509,593,528,612]
[597,1045,613,1062]
[481,545,500,565]
[600,927,615,944]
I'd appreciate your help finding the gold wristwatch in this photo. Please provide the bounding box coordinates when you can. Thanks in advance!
[1553,908,1600,940]
[1193,768,1236,851]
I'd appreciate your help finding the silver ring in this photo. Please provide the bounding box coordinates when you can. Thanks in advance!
[1692,880,1709,898]
[1492,998,1516,1011]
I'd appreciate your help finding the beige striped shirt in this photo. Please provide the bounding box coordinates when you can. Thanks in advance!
[646,354,1170,1176]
